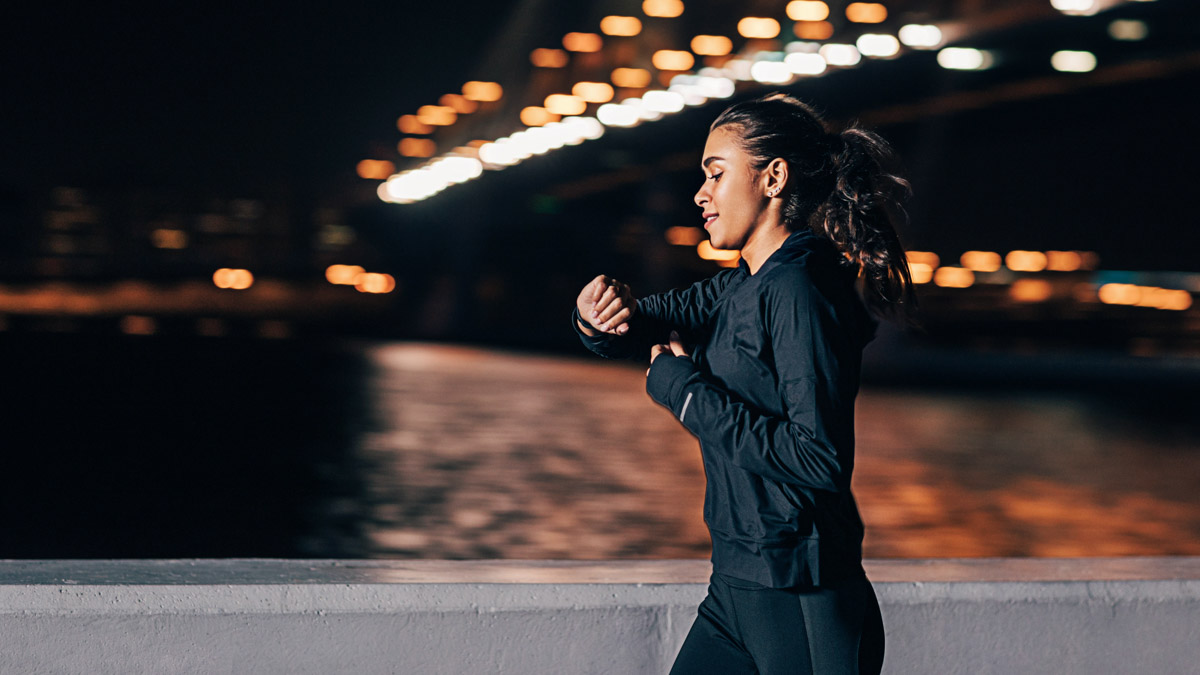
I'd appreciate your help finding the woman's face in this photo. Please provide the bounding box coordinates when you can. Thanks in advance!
[694,125,771,251]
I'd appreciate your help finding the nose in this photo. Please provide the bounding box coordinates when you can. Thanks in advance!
[694,181,709,209]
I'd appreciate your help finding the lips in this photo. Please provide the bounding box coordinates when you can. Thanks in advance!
[703,213,717,228]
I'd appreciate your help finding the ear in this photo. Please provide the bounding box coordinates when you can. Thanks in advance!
[762,157,788,198]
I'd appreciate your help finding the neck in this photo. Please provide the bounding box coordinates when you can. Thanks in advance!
[740,222,792,275]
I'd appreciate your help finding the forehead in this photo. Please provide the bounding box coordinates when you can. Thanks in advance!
[702,125,746,165]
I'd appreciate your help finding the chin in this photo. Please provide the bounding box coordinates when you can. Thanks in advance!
[708,237,739,252]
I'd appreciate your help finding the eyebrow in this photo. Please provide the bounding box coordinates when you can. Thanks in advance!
[702,156,724,169]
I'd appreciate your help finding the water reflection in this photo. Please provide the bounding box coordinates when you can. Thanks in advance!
[2,336,1196,559]
[350,344,1200,560]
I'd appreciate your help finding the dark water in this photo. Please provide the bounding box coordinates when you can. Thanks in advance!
[2,335,1198,559]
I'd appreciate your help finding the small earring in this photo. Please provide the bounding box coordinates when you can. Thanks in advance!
[767,189,778,197]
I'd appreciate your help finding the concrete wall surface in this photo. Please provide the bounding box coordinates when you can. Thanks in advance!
[1,558,1198,675]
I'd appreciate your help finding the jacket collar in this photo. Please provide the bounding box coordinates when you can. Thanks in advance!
[742,228,834,277]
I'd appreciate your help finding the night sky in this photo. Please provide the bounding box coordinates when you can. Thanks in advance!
[2,1,543,193]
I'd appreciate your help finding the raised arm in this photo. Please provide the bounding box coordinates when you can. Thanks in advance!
[573,269,739,361]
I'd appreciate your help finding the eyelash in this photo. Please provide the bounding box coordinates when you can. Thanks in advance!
[707,173,722,182]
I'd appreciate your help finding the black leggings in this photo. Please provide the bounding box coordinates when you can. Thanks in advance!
[669,572,884,675]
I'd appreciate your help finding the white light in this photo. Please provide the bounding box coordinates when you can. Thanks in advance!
[750,61,793,84]
[898,24,942,49]
[623,97,664,121]
[1051,50,1097,72]
[1050,0,1097,15]
[785,41,821,54]
[643,90,687,113]
[520,127,555,155]
[567,116,604,140]
[428,156,482,183]
[857,33,900,58]
[819,44,862,67]
[508,131,543,158]
[723,59,754,81]
[507,132,535,160]
[598,103,640,127]
[478,142,511,166]
[1108,19,1148,41]
[785,52,827,75]
[698,75,736,98]
[937,47,994,70]
[667,75,710,106]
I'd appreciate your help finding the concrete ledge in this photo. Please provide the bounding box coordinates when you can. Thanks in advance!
[2,558,1198,674]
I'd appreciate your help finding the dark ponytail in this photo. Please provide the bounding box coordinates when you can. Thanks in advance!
[711,93,915,316]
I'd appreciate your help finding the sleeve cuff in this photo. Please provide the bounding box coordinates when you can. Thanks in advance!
[646,355,696,413]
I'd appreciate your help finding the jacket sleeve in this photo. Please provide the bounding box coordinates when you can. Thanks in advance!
[572,269,737,361]
[645,269,849,492]
[636,268,739,331]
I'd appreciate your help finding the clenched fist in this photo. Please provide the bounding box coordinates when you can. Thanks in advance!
[576,274,637,336]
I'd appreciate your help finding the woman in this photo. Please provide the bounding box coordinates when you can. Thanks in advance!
[573,93,913,674]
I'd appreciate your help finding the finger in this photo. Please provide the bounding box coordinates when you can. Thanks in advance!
[588,275,607,304]
[603,307,633,333]
[594,284,618,309]
[596,297,629,325]
[669,330,688,357]
[591,285,618,319]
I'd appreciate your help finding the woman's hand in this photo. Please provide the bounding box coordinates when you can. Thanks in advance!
[576,274,637,336]
[648,331,690,374]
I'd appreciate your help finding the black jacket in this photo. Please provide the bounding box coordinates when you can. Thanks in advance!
[574,229,877,588]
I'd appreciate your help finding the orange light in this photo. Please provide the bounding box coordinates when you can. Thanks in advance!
[652,50,695,71]
[530,48,570,68]
[520,106,560,127]
[120,315,156,336]
[1156,290,1193,311]
[960,250,1002,272]
[326,264,366,285]
[1046,250,1084,272]
[738,17,781,39]
[356,159,396,180]
[1098,283,1140,305]
[643,0,684,18]
[794,21,834,40]
[397,115,433,134]
[151,228,188,249]
[666,226,704,246]
[905,251,940,267]
[398,138,436,157]
[439,93,478,114]
[462,81,503,102]
[545,94,587,116]
[933,266,974,288]
[787,1,830,21]
[416,105,457,126]
[600,16,642,36]
[356,272,396,294]
[691,35,733,56]
[846,2,887,23]
[908,262,934,284]
[1010,279,1053,303]
[572,81,615,103]
[563,32,603,52]
[213,268,254,290]
[612,67,652,88]
[697,240,740,262]
[1006,250,1048,272]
